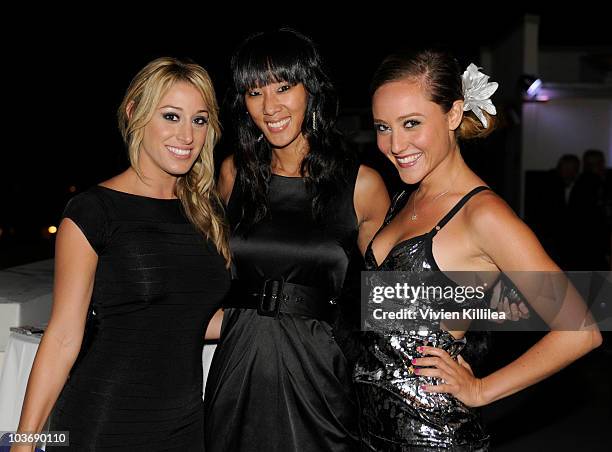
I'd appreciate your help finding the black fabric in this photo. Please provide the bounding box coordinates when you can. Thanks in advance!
[224,279,336,320]
[204,172,361,452]
[61,188,109,254]
[48,186,231,452]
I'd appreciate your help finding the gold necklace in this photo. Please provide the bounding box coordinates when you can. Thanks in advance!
[410,186,450,221]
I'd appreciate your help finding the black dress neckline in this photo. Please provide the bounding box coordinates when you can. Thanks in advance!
[95,185,180,201]
[271,173,304,179]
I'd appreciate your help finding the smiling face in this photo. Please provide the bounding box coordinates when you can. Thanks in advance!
[245,81,308,152]
[372,78,463,185]
[138,81,209,178]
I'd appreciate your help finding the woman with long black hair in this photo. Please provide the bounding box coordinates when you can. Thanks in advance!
[203,29,389,452]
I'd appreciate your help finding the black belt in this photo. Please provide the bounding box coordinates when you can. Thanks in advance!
[224,278,337,320]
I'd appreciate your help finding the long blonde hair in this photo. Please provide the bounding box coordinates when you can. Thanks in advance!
[117,57,230,266]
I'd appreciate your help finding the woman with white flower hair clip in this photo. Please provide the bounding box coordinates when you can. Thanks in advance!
[353,50,602,450]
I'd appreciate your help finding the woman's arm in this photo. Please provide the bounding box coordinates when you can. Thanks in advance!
[218,155,236,206]
[354,165,390,256]
[11,218,97,451]
[415,193,602,407]
[205,309,224,340]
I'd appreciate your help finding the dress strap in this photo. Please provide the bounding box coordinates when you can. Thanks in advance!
[430,186,490,235]
[384,190,410,226]
[364,189,410,257]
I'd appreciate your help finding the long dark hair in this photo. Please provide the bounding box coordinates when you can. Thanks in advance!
[229,28,355,234]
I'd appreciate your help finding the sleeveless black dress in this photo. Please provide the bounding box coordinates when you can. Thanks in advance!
[354,186,491,451]
[48,186,231,451]
[204,173,360,452]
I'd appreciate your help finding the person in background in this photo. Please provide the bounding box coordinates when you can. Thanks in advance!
[529,154,580,269]
[569,149,611,270]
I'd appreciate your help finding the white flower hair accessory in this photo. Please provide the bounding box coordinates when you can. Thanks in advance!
[461,63,498,128]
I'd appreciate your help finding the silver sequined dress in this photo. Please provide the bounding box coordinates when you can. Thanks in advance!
[354,187,491,451]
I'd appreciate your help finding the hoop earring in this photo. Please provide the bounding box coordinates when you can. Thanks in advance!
[312,111,317,132]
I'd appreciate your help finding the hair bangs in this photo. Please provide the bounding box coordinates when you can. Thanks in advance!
[232,32,312,93]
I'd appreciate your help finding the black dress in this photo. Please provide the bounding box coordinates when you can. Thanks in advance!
[48,186,231,451]
[204,173,360,452]
[354,187,490,451]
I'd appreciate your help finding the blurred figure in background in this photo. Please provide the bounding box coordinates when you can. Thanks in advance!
[530,154,580,269]
[568,149,611,270]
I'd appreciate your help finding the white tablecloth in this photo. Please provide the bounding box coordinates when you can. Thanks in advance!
[202,343,216,397]
[0,331,42,431]
[0,260,53,352]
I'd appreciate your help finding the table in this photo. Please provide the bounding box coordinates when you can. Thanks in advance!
[0,331,43,431]
[0,260,53,352]
[203,343,217,397]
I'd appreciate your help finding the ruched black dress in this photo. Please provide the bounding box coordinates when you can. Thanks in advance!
[48,186,230,451]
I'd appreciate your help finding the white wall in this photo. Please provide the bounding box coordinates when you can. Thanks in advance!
[609,102,612,164]
[522,98,612,171]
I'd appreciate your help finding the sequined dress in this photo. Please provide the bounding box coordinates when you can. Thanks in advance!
[354,186,491,451]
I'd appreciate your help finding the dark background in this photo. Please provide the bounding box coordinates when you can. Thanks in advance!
[1,10,611,450]
[2,9,611,269]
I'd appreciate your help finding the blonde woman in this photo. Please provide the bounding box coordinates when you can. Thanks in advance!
[12,57,230,452]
